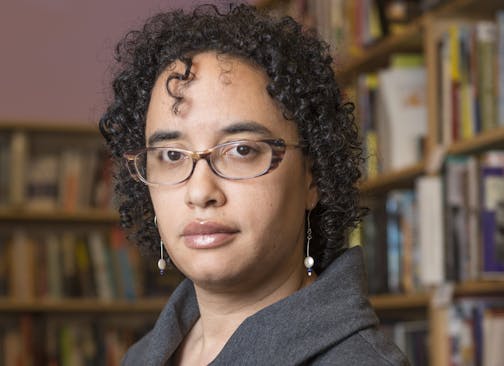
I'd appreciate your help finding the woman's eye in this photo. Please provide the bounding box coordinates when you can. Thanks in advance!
[235,145,251,156]
[160,150,183,162]
[224,143,260,159]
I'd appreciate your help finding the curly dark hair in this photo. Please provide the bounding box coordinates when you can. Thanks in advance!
[99,3,365,274]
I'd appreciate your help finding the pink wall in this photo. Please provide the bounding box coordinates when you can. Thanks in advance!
[0,0,248,125]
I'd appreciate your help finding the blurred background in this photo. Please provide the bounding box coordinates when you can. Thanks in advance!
[0,0,244,124]
[1,1,504,365]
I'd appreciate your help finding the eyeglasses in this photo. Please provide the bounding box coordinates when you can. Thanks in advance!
[124,139,301,186]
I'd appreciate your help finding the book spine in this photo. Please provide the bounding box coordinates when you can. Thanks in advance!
[416,176,445,286]
[480,161,504,276]
[9,131,28,206]
[476,21,497,131]
[497,11,504,126]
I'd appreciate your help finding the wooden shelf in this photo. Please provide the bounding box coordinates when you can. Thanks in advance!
[370,292,431,310]
[0,120,100,134]
[0,298,167,313]
[0,208,119,223]
[455,280,504,296]
[446,127,504,156]
[336,21,423,81]
[424,0,504,20]
[336,0,503,81]
[359,125,504,193]
[1,281,503,314]
[359,161,425,194]
[370,280,504,311]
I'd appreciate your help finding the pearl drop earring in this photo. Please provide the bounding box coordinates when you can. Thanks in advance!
[154,216,167,275]
[158,239,167,275]
[304,210,314,276]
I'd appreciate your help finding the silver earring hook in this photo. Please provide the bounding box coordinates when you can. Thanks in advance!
[154,215,167,275]
[304,210,314,276]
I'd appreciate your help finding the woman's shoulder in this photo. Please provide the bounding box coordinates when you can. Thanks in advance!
[310,326,411,366]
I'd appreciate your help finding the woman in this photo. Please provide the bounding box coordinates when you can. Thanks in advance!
[99,4,409,365]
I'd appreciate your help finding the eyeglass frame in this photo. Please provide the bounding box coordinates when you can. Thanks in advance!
[123,138,302,186]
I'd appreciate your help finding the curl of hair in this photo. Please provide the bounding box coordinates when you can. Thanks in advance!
[99,3,366,273]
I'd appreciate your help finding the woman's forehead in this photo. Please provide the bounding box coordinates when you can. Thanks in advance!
[146,52,298,143]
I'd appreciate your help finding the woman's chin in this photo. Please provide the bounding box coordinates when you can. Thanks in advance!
[182,262,253,292]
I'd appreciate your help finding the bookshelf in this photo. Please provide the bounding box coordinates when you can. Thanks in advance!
[0,208,118,223]
[0,122,182,364]
[258,0,504,364]
[358,161,425,193]
[0,298,167,313]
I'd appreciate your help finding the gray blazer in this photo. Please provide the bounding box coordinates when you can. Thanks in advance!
[122,246,410,365]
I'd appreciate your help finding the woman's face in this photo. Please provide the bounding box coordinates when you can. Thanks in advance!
[146,52,318,292]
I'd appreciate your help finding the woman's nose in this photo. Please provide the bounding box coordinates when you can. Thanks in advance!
[183,159,226,209]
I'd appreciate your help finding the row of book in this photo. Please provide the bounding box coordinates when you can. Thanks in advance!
[269,0,425,61]
[438,13,504,145]
[356,54,427,177]
[359,150,504,294]
[356,10,504,178]
[381,320,428,366]
[445,297,504,365]
[380,297,504,366]
[0,314,154,366]
[0,228,182,301]
[0,131,114,211]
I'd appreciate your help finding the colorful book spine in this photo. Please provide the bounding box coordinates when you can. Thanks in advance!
[480,151,504,276]
[476,21,497,131]
[497,11,504,126]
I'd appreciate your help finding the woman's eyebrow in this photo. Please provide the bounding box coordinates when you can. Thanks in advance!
[147,130,181,146]
[220,121,273,137]
[147,121,272,146]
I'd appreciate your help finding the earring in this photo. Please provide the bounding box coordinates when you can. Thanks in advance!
[154,216,167,275]
[158,239,167,275]
[304,210,314,276]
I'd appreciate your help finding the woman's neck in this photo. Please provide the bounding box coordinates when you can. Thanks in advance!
[176,264,317,366]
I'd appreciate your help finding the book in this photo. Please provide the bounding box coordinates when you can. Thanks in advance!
[386,191,403,293]
[25,153,59,210]
[92,150,114,209]
[482,308,504,365]
[444,156,469,282]
[34,234,49,298]
[480,151,504,277]
[61,232,80,297]
[88,231,114,301]
[58,150,83,212]
[45,233,63,300]
[75,235,97,298]
[446,298,504,365]
[497,11,504,126]
[444,155,481,282]
[78,148,99,208]
[357,73,380,178]
[109,227,137,300]
[416,175,445,286]
[9,131,28,206]
[8,231,36,300]
[385,190,418,294]
[376,65,427,172]
[466,155,481,280]
[361,196,389,294]
[476,21,497,132]
[0,234,8,296]
[0,133,10,207]
[391,320,428,366]
[437,20,500,144]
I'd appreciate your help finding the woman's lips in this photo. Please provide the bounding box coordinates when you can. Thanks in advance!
[182,221,239,249]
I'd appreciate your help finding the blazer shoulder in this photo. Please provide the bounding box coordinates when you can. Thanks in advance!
[310,327,411,366]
